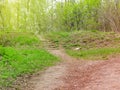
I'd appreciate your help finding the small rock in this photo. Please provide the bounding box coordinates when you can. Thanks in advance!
[74,47,80,50]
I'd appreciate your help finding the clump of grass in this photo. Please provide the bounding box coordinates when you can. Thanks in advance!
[0,46,59,87]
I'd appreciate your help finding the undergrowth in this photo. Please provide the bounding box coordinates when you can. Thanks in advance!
[67,47,120,60]
[45,30,120,60]
[0,32,59,88]
[0,32,40,46]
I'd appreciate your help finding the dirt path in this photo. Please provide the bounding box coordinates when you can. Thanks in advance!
[23,49,78,90]
[18,35,120,90]
[19,48,120,90]
[58,55,120,90]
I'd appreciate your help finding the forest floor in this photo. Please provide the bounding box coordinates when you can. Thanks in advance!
[19,48,120,90]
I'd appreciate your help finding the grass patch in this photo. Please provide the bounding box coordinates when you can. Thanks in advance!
[45,30,120,49]
[0,32,59,88]
[67,47,120,60]
[45,30,120,60]
[0,46,59,87]
[44,31,71,48]
[0,32,40,46]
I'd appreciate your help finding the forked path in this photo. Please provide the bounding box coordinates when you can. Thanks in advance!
[24,49,120,90]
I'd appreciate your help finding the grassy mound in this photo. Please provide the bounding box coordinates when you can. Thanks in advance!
[45,30,120,60]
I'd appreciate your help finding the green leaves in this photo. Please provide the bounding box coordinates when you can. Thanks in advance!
[55,0,101,31]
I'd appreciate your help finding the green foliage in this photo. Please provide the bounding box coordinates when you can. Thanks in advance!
[55,0,101,31]
[0,46,59,87]
[45,30,120,49]
[13,34,39,45]
[0,0,120,32]
[0,0,47,32]
[45,30,120,60]
[44,31,71,47]
[0,32,40,46]
[67,47,120,60]
[0,32,59,88]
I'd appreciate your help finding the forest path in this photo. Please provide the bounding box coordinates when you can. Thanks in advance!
[26,48,120,90]
[24,49,95,90]
[23,35,120,90]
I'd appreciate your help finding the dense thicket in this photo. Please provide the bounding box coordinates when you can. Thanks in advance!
[0,0,120,32]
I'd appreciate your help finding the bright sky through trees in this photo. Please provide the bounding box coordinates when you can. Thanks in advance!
[9,0,65,3]
[8,0,18,3]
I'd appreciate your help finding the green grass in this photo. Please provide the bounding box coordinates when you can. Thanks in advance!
[67,47,120,60]
[45,30,120,49]
[0,32,40,46]
[44,31,71,48]
[0,32,59,88]
[0,47,59,87]
[45,30,120,60]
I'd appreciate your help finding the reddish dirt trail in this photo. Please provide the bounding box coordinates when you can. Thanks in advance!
[59,56,120,90]
[21,49,120,90]
[48,49,120,90]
